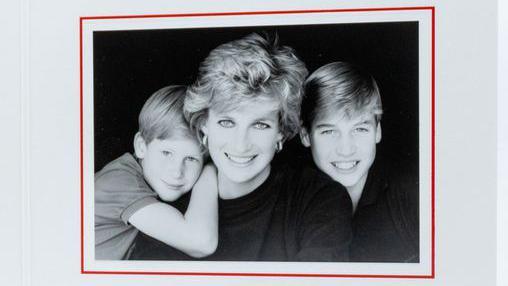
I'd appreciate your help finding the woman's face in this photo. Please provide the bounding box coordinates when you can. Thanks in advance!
[202,99,283,191]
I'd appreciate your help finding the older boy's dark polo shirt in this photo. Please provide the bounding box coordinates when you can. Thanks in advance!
[350,158,420,262]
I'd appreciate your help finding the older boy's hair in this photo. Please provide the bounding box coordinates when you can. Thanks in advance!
[301,62,383,130]
[138,85,194,143]
[184,32,308,142]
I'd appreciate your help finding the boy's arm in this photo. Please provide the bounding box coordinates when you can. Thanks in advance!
[128,164,218,258]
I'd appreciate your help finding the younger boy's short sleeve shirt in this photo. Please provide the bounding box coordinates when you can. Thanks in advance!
[94,153,159,260]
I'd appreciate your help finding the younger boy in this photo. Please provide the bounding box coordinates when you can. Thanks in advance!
[95,85,218,260]
[300,62,419,262]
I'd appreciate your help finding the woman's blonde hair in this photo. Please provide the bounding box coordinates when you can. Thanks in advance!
[184,33,308,143]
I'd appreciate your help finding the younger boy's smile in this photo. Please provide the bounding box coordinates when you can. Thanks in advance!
[135,136,204,202]
[161,180,185,190]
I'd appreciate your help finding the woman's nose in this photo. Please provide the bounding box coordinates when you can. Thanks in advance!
[231,128,252,153]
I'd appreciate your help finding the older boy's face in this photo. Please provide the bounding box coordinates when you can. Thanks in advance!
[140,137,203,202]
[306,112,381,192]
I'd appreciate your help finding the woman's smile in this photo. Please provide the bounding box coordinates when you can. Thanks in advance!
[224,153,258,165]
[202,99,283,196]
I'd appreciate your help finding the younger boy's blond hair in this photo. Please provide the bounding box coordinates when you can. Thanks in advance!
[138,85,195,144]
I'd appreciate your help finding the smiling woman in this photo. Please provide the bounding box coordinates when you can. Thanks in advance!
[202,99,282,199]
[129,33,353,262]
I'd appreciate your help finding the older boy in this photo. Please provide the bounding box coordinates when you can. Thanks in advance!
[300,62,419,262]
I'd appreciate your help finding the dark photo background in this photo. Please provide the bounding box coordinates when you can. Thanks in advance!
[93,22,419,174]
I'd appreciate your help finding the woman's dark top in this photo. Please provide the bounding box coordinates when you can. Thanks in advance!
[129,164,353,261]
[350,159,420,262]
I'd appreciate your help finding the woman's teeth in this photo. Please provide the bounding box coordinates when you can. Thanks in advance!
[226,153,256,164]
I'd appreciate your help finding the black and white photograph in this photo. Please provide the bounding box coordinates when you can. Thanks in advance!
[5,0,505,285]
[82,9,433,276]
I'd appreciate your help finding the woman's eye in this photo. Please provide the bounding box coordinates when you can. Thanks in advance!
[185,156,199,163]
[161,150,172,156]
[320,129,335,135]
[218,120,234,128]
[253,122,270,129]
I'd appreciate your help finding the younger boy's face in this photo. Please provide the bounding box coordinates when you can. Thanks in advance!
[137,137,204,202]
[302,111,381,192]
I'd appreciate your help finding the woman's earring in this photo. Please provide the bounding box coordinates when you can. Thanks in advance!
[276,141,283,153]
[202,134,208,147]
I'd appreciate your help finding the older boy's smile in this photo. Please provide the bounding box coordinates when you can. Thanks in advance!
[331,160,360,171]
[303,112,381,192]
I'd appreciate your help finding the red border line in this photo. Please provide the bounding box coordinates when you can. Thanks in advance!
[79,17,85,274]
[80,6,435,278]
[80,6,434,20]
[82,270,433,278]
[430,6,436,279]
